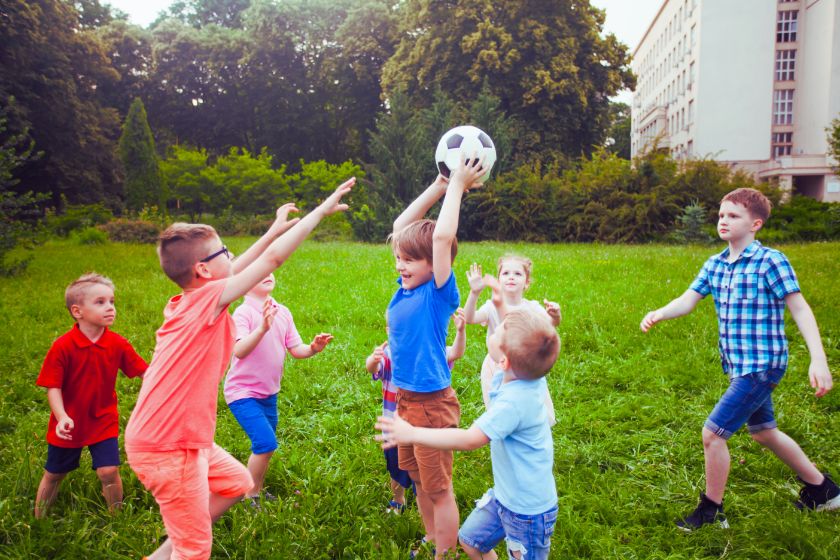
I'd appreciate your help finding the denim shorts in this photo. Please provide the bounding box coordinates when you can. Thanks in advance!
[45,437,120,474]
[705,369,785,440]
[458,489,558,560]
[228,394,279,454]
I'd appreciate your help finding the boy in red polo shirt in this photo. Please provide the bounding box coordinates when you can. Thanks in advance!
[35,273,148,518]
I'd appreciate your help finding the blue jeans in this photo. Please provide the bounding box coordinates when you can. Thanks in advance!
[705,369,785,439]
[458,489,557,560]
[228,394,279,454]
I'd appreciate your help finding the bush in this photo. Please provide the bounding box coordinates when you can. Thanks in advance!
[72,227,108,245]
[98,219,159,243]
[761,196,840,241]
[47,202,113,237]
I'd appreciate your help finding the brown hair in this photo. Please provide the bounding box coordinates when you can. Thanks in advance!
[497,254,533,282]
[65,273,115,312]
[157,223,219,287]
[390,219,458,264]
[721,188,772,223]
[499,308,560,380]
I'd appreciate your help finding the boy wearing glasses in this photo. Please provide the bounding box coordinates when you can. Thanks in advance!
[126,184,353,560]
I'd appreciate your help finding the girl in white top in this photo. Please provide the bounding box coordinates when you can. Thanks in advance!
[464,255,560,424]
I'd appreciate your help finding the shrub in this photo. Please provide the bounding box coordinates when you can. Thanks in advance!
[47,202,113,237]
[72,227,108,245]
[761,196,840,241]
[98,219,159,243]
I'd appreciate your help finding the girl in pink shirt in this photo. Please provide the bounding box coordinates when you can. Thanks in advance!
[224,272,332,507]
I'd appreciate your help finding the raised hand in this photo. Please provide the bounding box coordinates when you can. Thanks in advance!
[543,299,562,325]
[466,263,485,294]
[318,177,355,216]
[453,308,466,332]
[260,299,279,333]
[450,152,486,192]
[310,333,334,353]
[269,203,301,236]
[371,341,387,365]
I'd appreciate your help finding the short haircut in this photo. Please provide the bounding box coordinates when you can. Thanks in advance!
[497,254,533,282]
[390,219,458,265]
[721,188,772,223]
[65,273,115,311]
[158,223,218,287]
[499,308,560,380]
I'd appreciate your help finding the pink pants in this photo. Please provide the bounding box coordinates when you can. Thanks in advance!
[129,444,252,559]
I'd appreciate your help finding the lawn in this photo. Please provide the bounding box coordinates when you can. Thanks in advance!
[0,239,838,559]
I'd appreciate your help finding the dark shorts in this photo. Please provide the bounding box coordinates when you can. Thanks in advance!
[45,437,120,474]
[228,394,279,455]
[705,369,785,439]
[396,386,460,494]
[384,446,413,489]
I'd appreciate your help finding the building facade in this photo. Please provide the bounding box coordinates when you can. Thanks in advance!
[630,0,840,202]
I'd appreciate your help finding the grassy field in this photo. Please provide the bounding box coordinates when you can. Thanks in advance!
[0,239,839,559]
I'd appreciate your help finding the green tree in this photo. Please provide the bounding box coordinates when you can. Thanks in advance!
[119,98,164,211]
[828,116,840,172]
[606,102,631,159]
[160,145,212,220]
[381,0,635,162]
[671,201,712,243]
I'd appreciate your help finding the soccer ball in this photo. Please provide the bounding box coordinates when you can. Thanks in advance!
[435,125,496,183]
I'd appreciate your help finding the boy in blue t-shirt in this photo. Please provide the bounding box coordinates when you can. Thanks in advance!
[386,154,486,557]
[377,297,561,560]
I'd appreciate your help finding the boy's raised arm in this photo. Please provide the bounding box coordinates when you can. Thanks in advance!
[640,289,703,332]
[375,413,488,451]
[785,292,833,397]
[446,308,467,363]
[220,178,354,308]
[392,175,449,235]
[464,263,489,324]
[232,203,299,274]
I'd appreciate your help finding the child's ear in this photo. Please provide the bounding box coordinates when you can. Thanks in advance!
[499,354,510,371]
[751,218,764,232]
[69,304,83,320]
[194,261,213,279]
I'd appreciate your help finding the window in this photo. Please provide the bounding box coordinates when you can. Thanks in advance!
[681,108,685,129]
[691,24,696,46]
[773,89,794,124]
[775,49,796,81]
[688,100,694,123]
[777,11,798,42]
[689,61,695,87]
[687,140,693,156]
[772,132,792,158]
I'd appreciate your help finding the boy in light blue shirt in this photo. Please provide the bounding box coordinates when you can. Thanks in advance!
[377,283,561,560]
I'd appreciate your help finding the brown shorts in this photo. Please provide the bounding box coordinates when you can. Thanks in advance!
[396,386,461,494]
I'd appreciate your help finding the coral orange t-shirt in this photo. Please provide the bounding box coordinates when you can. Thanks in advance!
[125,280,234,453]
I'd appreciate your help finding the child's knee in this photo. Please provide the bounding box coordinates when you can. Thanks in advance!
[42,470,67,484]
[96,466,121,484]
[750,428,777,446]
[702,427,726,449]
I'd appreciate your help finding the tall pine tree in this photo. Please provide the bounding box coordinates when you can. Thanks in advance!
[118,98,163,212]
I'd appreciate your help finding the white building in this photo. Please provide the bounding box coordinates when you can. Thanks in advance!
[630,0,840,202]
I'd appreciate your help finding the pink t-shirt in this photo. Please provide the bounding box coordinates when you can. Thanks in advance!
[223,295,302,404]
[125,280,234,453]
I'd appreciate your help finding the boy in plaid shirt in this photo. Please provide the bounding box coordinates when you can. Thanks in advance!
[641,188,837,530]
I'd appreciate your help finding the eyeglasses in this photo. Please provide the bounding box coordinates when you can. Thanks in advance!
[200,245,230,263]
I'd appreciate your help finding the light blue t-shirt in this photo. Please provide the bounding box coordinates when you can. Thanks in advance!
[387,271,459,392]
[475,371,557,515]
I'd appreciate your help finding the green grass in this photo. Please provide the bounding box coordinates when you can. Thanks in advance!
[1,239,839,559]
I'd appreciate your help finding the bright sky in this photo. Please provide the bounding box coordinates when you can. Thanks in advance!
[106,0,664,102]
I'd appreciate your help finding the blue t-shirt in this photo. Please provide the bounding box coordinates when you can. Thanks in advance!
[475,371,557,515]
[387,271,459,392]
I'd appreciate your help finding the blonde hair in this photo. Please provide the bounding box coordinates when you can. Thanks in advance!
[721,188,772,223]
[497,254,533,282]
[499,308,559,379]
[157,223,219,287]
[389,219,458,265]
[65,273,115,312]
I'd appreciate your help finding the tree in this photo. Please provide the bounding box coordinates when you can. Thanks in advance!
[828,116,840,172]
[606,102,631,159]
[381,0,635,162]
[119,98,164,211]
[160,145,212,220]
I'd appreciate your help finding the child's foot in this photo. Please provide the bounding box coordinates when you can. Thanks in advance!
[263,491,278,502]
[795,473,840,511]
[409,537,435,559]
[386,499,406,514]
[245,496,262,511]
[676,493,729,532]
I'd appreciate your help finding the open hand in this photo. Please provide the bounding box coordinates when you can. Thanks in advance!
[260,299,279,332]
[466,263,485,294]
[640,310,663,333]
[310,333,334,353]
[543,299,562,325]
[450,152,486,192]
[55,415,74,441]
[319,177,355,216]
[270,203,301,236]
[375,412,412,449]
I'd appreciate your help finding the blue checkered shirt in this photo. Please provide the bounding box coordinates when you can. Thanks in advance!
[689,241,800,377]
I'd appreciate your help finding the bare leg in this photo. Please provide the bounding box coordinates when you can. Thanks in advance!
[390,478,406,506]
[751,428,823,484]
[245,451,274,498]
[414,479,435,543]
[460,540,497,560]
[95,466,123,511]
[35,471,67,518]
[703,427,730,504]
[146,538,172,560]
[427,487,459,559]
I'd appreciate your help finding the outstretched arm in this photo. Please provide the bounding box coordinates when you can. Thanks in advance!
[392,175,449,235]
[464,263,489,325]
[786,292,832,397]
[375,413,489,451]
[232,203,300,274]
[288,334,333,359]
[640,289,703,332]
[219,178,354,309]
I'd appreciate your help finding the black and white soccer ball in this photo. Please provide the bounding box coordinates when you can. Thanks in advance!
[435,125,496,184]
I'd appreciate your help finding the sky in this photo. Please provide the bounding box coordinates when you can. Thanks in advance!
[105,0,664,102]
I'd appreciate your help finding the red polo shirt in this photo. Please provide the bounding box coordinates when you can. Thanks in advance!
[37,324,148,447]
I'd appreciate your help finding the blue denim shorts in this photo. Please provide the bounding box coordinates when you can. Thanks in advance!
[228,394,279,454]
[458,489,557,560]
[45,437,120,474]
[705,369,785,439]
